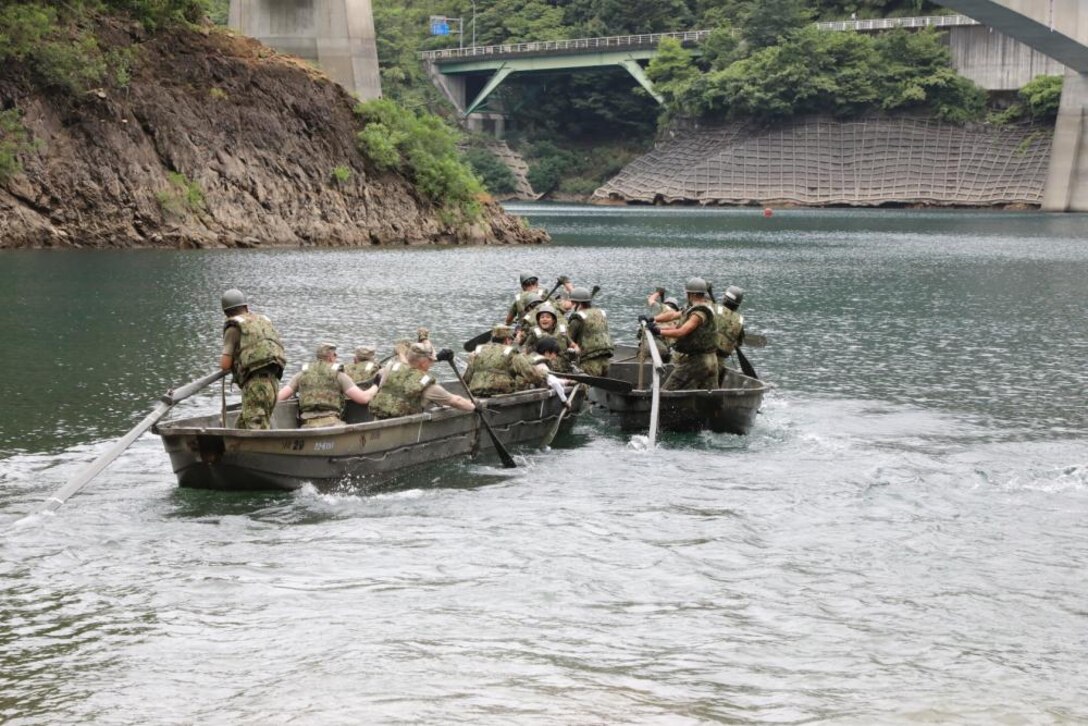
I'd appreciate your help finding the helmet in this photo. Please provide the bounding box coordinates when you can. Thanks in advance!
[354,345,376,361]
[519,273,538,286]
[569,286,592,303]
[684,277,709,295]
[491,324,515,341]
[524,291,546,310]
[535,302,558,321]
[663,296,680,310]
[220,288,247,311]
[316,342,337,358]
[723,286,745,310]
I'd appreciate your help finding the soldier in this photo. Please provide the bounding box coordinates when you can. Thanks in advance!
[640,293,679,363]
[218,289,286,430]
[276,343,373,428]
[567,286,614,377]
[643,277,719,390]
[368,343,474,420]
[505,273,541,325]
[415,327,438,361]
[464,324,547,397]
[714,286,746,380]
[344,345,380,390]
[520,303,577,372]
[531,337,572,403]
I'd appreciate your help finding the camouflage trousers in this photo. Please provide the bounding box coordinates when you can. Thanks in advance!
[579,356,611,377]
[237,374,278,430]
[663,351,718,391]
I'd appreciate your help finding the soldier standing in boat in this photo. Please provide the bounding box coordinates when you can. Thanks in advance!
[644,277,719,390]
[505,274,542,325]
[219,289,286,430]
[568,286,614,377]
[343,345,380,390]
[368,343,475,419]
[714,286,745,381]
[276,343,374,428]
[465,324,547,396]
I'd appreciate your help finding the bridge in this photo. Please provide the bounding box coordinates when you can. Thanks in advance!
[229,0,381,100]
[932,1,1088,210]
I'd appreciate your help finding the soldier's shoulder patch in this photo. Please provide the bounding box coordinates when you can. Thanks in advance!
[302,363,310,371]
[420,375,433,387]
[503,346,514,356]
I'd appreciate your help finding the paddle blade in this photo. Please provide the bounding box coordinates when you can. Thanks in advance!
[462,330,491,352]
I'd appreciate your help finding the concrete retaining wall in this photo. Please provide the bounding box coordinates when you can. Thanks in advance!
[949,26,1065,91]
[594,117,1052,207]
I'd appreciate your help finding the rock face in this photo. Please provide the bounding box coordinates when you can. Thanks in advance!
[0,19,548,249]
[595,116,1053,207]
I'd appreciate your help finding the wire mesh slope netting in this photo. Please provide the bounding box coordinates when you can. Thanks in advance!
[594,117,1052,206]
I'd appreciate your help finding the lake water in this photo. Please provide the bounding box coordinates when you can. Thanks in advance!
[2,205,1086,723]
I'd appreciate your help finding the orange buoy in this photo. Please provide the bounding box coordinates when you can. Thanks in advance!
[763,207,773,218]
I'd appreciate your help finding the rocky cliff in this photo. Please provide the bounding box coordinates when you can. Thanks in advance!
[0,18,548,249]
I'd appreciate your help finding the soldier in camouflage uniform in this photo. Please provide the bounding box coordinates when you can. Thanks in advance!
[714,286,746,382]
[505,274,542,325]
[368,343,474,420]
[519,303,577,372]
[645,277,719,391]
[344,346,380,390]
[567,286,614,377]
[219,289,286,430]
[276,343,374,428]
[414,327,438,362]
[464,324,547,397]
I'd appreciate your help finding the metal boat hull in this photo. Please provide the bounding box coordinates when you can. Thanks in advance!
[154,383,579,491]
[589,344,770,435]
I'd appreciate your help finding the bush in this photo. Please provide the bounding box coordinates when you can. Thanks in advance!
[1020,74,1063,120]
[0,109,34,184]
[354,99,483,220]
[463,147,517,195]
[157,171,205,215]
[330,164,352,184]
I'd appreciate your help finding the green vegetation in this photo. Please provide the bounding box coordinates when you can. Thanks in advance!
[157,171,205,215]
[0,109,36,183]
[355,99,484,220]
[330,164,353,185]
[991,75,1064,124]
[463,146,517,195]
[0,1,207,95]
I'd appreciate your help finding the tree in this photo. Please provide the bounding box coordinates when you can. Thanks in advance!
[646,38,699,112]
[740,0,810,50]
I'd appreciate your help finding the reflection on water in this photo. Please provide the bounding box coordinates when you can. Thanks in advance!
[1,205,1086,723]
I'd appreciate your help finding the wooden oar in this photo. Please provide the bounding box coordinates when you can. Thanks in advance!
[540,383,585,449]
[559,372,633,393]
[735,346,759,380]
[642,321,666,449]
[444,360,517,469]
[36,369,228,515]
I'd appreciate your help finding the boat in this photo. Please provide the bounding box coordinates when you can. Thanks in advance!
[152,381,581,492]
[586,344,771,435]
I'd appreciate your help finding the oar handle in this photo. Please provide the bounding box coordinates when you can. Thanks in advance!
[164,369,229,405]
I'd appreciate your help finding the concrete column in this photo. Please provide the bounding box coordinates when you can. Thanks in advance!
[230,0,381,100]
[1042,70,1088,211]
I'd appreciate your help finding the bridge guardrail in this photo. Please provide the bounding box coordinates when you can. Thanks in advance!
[420,15,979,62]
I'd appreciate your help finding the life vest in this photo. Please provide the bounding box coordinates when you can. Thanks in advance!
[297,361,343,420]
[672,303,717,355]
[714,305,745,357]
[467,343,519,396]
[224,313,286,386]
[369,362,435,419]
[570,308,613,361]
[344,360,378,389]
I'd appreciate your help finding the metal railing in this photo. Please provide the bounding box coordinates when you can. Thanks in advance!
[421,15,979,62]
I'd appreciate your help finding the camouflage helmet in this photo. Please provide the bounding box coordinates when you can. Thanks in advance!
[663,296,681,310]
[519,273,538,286]
[524,290,546,310]
[491,324,515,341]
[315,342,337,359]
[221,288,247,312]
[569,286,593,303]
[354,345,376,361]
[684,277,709,295]
[406,342,433,362]
[723,286,745,310]
[535,302,558,321]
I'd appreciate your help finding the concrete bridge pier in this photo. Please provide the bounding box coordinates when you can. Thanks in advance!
[230,0,381,100]
[1043,70,1088,211]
